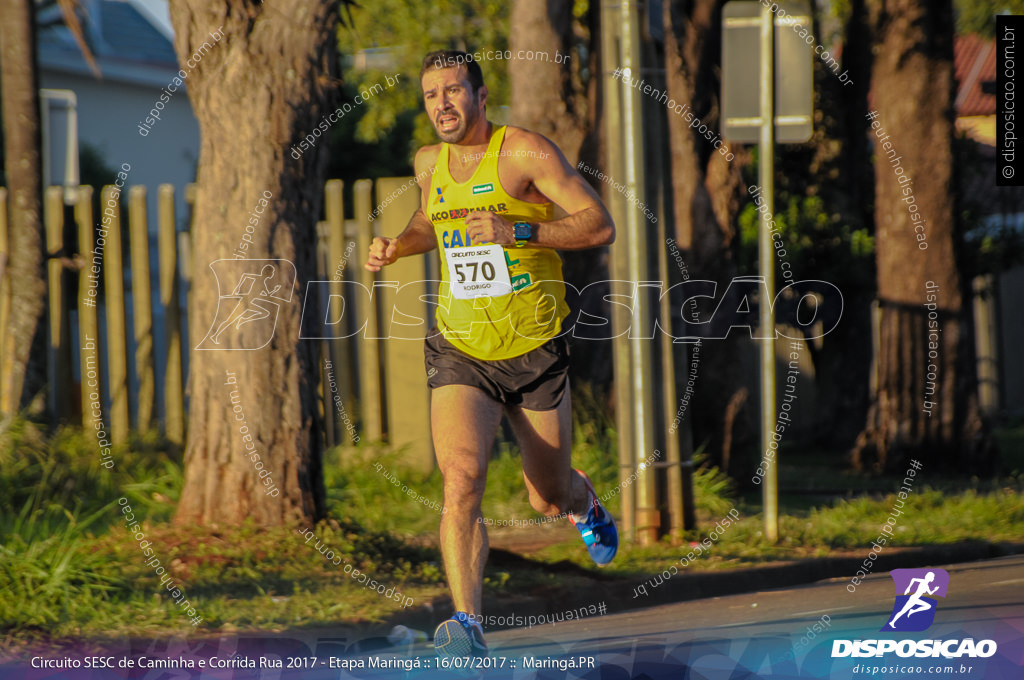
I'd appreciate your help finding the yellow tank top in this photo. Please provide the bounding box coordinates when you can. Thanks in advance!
[428,125,569,360]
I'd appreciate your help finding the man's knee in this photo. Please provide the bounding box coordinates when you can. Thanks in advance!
[441,461,487,505]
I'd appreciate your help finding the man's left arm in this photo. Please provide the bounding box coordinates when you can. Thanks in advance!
[465,133,615,250]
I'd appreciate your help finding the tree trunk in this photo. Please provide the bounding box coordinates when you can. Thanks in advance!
[168,0,342,525]
[508,0,587,163]
[0,0,48,418]
[509,0,614,387]
[663,0,755,475]
[852,0,992,473]
[787,0,876,449]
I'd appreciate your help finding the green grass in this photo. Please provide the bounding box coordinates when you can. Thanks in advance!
[3,411,1024,650]
[529,483,1024,575]
[325,396,735,536]
[0,417,449,651]
[0,417,183,532]
[1,518,448,648]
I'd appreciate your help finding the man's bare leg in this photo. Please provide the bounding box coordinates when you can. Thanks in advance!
[505,388,590,518]
[432,384,503,616]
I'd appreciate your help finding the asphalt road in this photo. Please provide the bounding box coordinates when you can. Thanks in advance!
[6,555,1023,679]
[331,554,1024,678]
[474,553,1024,679]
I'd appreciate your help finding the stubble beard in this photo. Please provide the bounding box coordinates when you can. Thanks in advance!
[435,105,480,144]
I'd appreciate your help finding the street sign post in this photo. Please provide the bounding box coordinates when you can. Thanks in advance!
[722,2,814,143]
[722,1,813,542]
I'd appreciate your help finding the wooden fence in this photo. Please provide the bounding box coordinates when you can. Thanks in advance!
[0,178,435,470]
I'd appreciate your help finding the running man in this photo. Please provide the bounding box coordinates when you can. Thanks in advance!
[211,264,282,344]
[365,49,618,658]
[888,571,939,628]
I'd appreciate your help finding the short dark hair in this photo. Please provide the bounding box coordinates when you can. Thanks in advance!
[420,50,485,93]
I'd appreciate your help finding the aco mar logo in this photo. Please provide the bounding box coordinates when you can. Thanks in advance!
[882,568,950,632]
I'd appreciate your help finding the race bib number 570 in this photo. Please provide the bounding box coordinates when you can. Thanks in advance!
[446,244,513,299]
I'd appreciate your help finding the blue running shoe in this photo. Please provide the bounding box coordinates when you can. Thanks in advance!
[434,611,488,658]
[569,469,618,566]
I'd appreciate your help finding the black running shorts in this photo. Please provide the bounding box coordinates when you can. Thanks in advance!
[424,328,570,411]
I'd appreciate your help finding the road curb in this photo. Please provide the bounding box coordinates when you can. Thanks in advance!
[392,541,1024,636]
[607,541,1024,614]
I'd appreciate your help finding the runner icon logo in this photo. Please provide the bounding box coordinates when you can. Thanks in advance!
[882,568,949,632]
[196,259,295,351]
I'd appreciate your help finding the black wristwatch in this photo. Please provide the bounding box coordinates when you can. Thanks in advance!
[513,221,533,248]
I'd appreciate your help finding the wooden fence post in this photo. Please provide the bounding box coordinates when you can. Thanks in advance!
[314,219,337,448]
[354,179,384,442]
[76,187,101,431]
[129,187,155,431]
[375,177,433,471]
[102,185,130,444]
[159,184,184,445]
[45,187,71,421]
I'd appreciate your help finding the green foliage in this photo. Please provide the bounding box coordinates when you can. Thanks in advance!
[538,484,1024,572]
[738,192,875,288]
[0,417,446,645]
[324,383,629,534]
[747,486,1024,550]
[5,413,1022,644]
[336,0,511,158]
[0,417,182,639]
[0,500,123,631]
[955,0,1024,36]
[736,22,877,296]
[324,444,446,535]
[0,517,446,644]
[994,417,1024,475]
[0,417,182,535]
[833,0,1021,40]
[691,451,737,518]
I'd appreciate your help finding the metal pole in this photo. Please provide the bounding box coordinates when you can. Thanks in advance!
[759,3,779,542]
[658,219,684,537]
[620,0,658,545]
[602,0,635,538]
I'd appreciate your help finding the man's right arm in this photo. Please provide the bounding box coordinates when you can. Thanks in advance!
[364,147,439,271]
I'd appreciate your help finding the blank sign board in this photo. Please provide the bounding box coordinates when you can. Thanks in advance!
[722,1,813,143]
